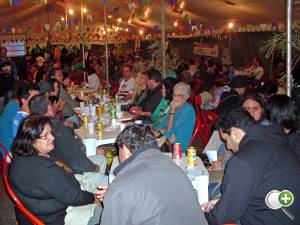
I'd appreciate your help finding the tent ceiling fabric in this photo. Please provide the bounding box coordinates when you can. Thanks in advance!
[0,0,298,31]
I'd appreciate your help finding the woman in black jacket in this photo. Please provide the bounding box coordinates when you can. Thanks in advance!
[10,115,97,225]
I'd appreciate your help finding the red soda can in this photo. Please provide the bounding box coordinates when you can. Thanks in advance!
[173,143,182,160]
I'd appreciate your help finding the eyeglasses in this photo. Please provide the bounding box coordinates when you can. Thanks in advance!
[38,131,54,140]
[173,94,184,98]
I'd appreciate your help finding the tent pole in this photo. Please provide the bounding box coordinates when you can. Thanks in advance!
[104,2,109,93]
[81,0,86,85]
[160,0,166,78]
[286,0,292,97]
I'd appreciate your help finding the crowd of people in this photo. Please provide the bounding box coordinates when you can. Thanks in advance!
[0,43,300,225]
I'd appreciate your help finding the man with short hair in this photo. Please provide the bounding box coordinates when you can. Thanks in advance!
[130,69,163,122]
[202,108,300,225]
[12,82,40,138]
[118,64,135,100]
[97,125,208,225]
[216,76,249,115]
[28,95,104,177]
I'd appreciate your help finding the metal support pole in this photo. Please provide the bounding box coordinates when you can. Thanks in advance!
[286,0,292,96]
[81,0,86,85]
[160,0,166,78]
[104,2,109,92]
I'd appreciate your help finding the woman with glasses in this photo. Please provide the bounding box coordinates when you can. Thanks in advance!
[154,82,196,153]
[9,115,99,225]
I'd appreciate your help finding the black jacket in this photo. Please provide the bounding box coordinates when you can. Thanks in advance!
[10,155,94,225]
[206,125,300,225]
[49,117,96,173]
[216,89,240,115]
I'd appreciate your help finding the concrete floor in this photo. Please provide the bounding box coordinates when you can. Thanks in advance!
[0,175,17,225]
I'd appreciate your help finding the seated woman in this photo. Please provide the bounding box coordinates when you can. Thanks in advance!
[239,91,268,124]
[151,77,178,124]
[122,71,148,111]
[154,82,196,153]
[9,115,99,225]
[265,94,300,160]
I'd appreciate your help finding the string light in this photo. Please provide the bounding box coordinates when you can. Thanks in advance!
[61,17,65,21]
[128,19,132,24]
[139,29,144,35]
[174,21,178,27]
[125,28,129,32]
[82,8,87,13]
[108,14,112,19]
[180,1,185,8]
[117,17,122,23]
[68,9,74,15]
[228,22,234,29]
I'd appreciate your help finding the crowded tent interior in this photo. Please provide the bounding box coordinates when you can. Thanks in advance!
[1,0,300,225]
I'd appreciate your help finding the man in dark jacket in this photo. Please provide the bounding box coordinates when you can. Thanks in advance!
[202,108,300,225]
[216,76,249,115]
[28,95,102,175]
[97,125,208,225]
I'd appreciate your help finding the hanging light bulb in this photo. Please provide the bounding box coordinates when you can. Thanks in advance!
[68,9,74,15]
[139,29,144,35]
[125,28,129,32]
[174,21,178,27]
[228,22,234,29]
[82,8,87,13]
[61,16,65,21]
[117,17,122,23]
[180,1,185,8]
[128,19,132,24]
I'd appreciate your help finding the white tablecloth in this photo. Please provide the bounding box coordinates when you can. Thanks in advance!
[109,153,209,204]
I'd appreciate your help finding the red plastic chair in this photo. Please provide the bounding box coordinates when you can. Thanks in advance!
[189,95,218,149]
[2,152,45,225]
[1,143,12,199]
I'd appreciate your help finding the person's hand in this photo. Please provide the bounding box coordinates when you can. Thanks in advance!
[95,185,108,202]
[53,98,65,114]
[170,100,181,113]
[94,195,101,205]
[200,199,219,213]
[96,147,106,155]
[94,164,100,173]
[208,159,223,173]
[130,106,142,116]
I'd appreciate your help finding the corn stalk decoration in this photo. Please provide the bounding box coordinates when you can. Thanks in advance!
[259,19,300,84]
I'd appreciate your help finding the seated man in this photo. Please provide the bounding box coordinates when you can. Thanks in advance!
[130,69,163,123]
[96,125,208,225]
[202,108,300,225]
[118,64,135,100]
[28,95,106,185]
[0,81,39,154]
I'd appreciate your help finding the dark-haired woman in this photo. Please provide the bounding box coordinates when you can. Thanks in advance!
[265,94,300,160]
[239,91,268,124]
[151,77,179,124]
[9,115,98,225]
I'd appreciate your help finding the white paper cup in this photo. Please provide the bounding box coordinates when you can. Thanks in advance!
[84,106,90,116]
[79,102,85,111]
[91,105,96,117]
[111,118,117,127]
[88,122,95,134]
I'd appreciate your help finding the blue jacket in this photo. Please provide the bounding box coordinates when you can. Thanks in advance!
[155,102,196,153]
[0,100,20,154]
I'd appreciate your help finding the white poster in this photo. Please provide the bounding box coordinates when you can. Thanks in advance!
[193,43,218,58]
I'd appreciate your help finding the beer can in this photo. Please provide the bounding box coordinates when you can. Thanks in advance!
[187,147,196,166]
[96,105,102,117]
[83,115,89,128]
[172,143,182,160]
[96,122,104,130]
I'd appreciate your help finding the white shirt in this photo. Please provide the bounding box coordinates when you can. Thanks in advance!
[118,77,135,96]
[87,73,100,91]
